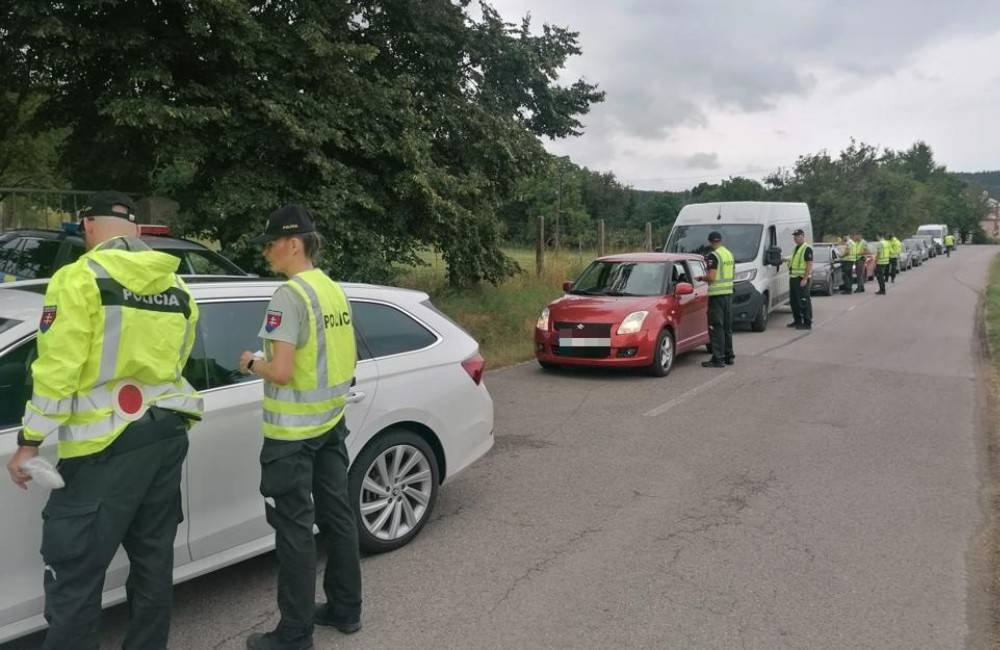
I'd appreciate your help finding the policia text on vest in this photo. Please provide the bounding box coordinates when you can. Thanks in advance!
[240,204,363,649]
[6,190,203,650]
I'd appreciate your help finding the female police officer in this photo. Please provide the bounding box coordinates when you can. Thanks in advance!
[239,204,362,650]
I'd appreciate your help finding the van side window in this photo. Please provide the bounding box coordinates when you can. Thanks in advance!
[768,226,777,249]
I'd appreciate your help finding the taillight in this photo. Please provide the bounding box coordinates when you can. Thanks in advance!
[462,353,485,385]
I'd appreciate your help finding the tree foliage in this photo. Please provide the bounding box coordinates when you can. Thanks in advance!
[5,0,603,285]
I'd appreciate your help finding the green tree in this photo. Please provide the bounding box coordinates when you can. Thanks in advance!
[6,1,602,286]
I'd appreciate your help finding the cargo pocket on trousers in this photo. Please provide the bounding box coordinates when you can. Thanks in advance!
[259,441,305,498]
[40,501,100,564]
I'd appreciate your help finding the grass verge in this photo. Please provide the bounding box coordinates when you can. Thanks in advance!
[394,248,599,368]
[982,254,1000,648]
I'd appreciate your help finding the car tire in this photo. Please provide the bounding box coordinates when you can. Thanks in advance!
[750,297,769,332]
[538,360,560,371]
[349,429,440,554]
[647,329,674,377]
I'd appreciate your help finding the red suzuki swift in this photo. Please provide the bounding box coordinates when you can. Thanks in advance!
[534,253,710,376]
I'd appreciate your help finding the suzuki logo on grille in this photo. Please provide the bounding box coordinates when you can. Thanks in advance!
[577,324,585,330]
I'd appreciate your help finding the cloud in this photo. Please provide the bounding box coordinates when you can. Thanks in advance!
[489,1,1000,188]
[683,152,721,170]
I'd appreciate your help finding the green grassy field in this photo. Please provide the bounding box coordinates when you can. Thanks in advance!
[987,255,1000,356]
[394,248,606,368]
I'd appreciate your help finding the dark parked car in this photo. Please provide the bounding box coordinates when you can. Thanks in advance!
[0,226,248,282]
[810,243,843,296]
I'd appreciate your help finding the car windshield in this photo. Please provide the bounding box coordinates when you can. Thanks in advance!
[571,261,667,297]
[665,224,763,263]
[813,246,832,262]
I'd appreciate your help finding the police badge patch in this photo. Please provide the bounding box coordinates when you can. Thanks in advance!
[39,306,57,332]
[265,310,283,333]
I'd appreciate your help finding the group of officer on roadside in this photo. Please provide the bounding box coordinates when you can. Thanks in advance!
[699,227,958,368]
[5,192,358,650]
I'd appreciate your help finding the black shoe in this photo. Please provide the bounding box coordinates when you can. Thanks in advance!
[786,321,800,328]
[854,289,864,293]
[795,323,812,330]
[701,360,726,368]
[876,290,885,295]
[246,631,313,650]
[314,604,362,635]
[724,358,734,365]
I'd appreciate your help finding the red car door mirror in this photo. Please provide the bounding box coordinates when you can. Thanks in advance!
[562,281,573,292]
[674,282,694,296]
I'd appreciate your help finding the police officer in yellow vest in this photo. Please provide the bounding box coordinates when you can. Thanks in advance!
[702,230,735,368]
[849,232,868,293]
[787,229,813,330]
[838,234,855,294]
[874,233,891,295]
[239,205,361,650]
[945,233,955,257]
[887,233,902,283]
[4,191,203,650]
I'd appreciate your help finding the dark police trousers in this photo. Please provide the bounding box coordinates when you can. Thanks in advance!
[839,260,854,292]
[876,263,889,293]
[854,260,866,291]
[707,295,734,363]
[889,258,898,281]
[40,407,189,650]
[260,418,362,642]
[789,277,812,325]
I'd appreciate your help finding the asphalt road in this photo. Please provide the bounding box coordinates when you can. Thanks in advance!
[6,246,997,650]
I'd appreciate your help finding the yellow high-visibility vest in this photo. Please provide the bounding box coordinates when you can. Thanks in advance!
[261,269,357,440]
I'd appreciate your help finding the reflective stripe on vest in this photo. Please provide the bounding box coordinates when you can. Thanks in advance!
[261,272,356,440]
[28,261,203,457]
[708,246,735,296]
[790,243,811,278]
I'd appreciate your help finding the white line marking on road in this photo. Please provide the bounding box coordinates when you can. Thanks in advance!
[644,371,735,417]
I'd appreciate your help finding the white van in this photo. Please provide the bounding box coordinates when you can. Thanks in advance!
[915,224,948,253]
[664,201,813,332]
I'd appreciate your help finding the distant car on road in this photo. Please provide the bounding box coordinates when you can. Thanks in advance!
[810,243,843,296]
[914,235,937,258]
[0,225,249,282]
[903,238,928,263]
[859,242,877,281]
[535,253,710,377]
[0,279,494,643]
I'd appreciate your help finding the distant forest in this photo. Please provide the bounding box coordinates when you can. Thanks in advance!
[952,171,1000,199]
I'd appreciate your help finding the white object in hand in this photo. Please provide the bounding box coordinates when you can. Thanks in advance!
[254,350,265,359]
[21,457,65,490]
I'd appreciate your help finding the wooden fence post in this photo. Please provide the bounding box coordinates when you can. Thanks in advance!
[536,215,545,276]
[598,220,605,257]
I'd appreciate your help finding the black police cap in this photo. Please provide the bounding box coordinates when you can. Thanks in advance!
[250,204,316,245]
[77,191,137,222]
[707,231,722,242]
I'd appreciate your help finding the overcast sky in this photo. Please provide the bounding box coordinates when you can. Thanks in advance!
[487,1,1000,190]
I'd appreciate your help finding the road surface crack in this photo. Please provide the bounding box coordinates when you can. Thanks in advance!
[491,526,602,612]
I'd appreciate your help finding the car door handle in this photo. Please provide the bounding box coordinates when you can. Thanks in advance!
[346,391,366,404]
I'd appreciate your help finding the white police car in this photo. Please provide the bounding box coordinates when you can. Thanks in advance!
[0,278,494,642]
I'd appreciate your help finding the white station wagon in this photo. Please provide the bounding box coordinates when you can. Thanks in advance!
[0,278,494,643]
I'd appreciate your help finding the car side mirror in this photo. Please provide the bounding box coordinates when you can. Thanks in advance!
[674,282,694,296]
[562,281,573,292]
[765,246,782,267]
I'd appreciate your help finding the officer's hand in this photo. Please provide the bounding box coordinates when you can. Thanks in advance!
[239,350,255,374]
[7,446,38,490]
[800,278,808,288]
